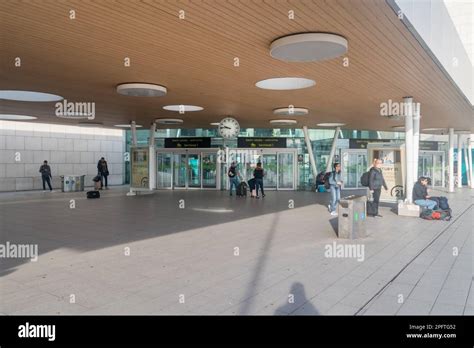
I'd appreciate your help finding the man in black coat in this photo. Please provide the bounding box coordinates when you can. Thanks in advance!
[368,159,388,217]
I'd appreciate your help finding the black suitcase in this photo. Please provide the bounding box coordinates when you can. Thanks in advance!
[87,190,100,199]
[366,201,377,216]
[236,182,247,196]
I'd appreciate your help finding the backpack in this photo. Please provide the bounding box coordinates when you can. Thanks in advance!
[438,197,450,210]
[323,172,334,190]
[360,171,370,187]
[420,209,451,221]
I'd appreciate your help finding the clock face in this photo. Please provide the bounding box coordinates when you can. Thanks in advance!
[218,117,240,139]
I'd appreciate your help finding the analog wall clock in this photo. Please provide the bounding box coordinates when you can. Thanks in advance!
[218,117,240,139]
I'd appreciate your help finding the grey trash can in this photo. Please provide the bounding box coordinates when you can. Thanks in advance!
[61,175,85,192]
[337,195,367,239]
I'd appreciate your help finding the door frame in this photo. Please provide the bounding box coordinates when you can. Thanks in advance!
[419,150,445,188]
[340,148,368,190]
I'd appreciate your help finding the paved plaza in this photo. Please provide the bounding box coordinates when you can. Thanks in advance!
[0,187,472,315]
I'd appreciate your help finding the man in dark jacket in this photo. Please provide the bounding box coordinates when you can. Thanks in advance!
[97,157,109,190]
[413,177,436,210]
[368,159,387,217]
[39,160,52,191]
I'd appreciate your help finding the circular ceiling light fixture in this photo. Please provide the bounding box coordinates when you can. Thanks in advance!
[0,90,63,102]
[116,83,167,97]
[163,105,203,112]
[78,122,103,127]
[56,112,93,119]
[256,77,315,90]
[155,118,184,125]
[270,119,297,125]
[0,114,38,120]
[273,107,309,116]
[114,124,143,128]
[317,122,346,127]
[270,33,348,62]
[210,122,220,126]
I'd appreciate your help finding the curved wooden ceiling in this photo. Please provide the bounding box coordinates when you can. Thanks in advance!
[0,0,472,131]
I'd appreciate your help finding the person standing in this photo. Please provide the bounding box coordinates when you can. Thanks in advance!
[327,163,343,216]
[368,158,388,217]
[97,157,109,190]
[39,160,52,192]
[228,161,240,196]
[253,162,265,199]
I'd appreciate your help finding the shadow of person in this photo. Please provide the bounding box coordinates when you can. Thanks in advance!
[274,282,319,315]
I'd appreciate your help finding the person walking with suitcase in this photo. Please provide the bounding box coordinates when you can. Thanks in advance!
[39,160,53,192]
[228,161,241,196]
[97,157,109,190]
[368,158,387,217]
[327,163,343,216]
[253,162,265,199]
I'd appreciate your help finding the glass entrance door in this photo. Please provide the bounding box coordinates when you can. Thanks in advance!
[187,153,201,188]
[157,153,172,188]
[202,153,217,188]
[419,151,444,187]
[341,150,367,189]
[277,152,295,189]
[262,154,277,189]
[173,153,187,188]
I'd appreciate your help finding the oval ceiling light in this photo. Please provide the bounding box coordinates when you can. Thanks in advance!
[256,77,315,90]
[114,124,143,128]
[155,118,184,125]
[56,112,92,119]
[273,107,309,116]
[78,122,103,127]
[0,90,63,102]
[210,122,220,126]
[422,128,446,132]
[317,122,346,127]
[392,125,405,130]
[270,119,297,125]
[116,83,167,97]
[270,33,348,62]
[0,114,38,120]
[163,105,203,112]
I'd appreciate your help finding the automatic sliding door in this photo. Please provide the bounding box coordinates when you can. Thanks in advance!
[188,154,201,188]
[157,153,172,188]
[202,153,217,188]
[173,154,186,188]
[262,154,277,189]
[277,152,294,189]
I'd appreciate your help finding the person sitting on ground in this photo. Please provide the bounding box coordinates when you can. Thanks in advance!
[413,176,437,210]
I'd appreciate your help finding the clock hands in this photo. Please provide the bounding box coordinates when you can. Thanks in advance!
[220,125,231,130]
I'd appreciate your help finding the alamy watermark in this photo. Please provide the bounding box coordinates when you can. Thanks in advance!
[324,241,365,262]
[217,148,260,164]
[0,241,38,262]
[55,99,95,120]
[380,99,420,118]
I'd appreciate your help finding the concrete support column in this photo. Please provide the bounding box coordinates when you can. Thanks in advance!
[148,123,156,190]
[413,108,420,183]
[404,97,414,203]
[468,137,473,188]
[457,134,463,188]
[303,126,318,183]
[325,126,341,173]
[448,128,455,192]
[131,121,137,146]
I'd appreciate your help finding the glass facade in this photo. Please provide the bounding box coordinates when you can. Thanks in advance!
[125,128,410,189]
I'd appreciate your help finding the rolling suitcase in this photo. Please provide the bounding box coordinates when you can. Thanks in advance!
[236,182,247,196]
[366,200,377,216]
[87,190,100,199]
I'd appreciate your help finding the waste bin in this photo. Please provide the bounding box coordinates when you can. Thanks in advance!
[61,175,85,192]
[338,195,367,239]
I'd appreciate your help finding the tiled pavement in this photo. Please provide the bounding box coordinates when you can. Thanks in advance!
[0,186,472,315]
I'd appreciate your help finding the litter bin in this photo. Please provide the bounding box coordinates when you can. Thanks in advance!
[61,175,85,192]
[338,195,367,239]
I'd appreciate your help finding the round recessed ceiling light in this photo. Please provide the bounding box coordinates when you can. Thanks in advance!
[116,83,167,97]
[256,77,315,90]
[270,119,297,125]
[317,122,346,127]
[78,122,103,127]
[0,114,38,120]
[273,107,309,116]
[155,118,184,125]
[56,112,93,119]
[114,124,143,128]
[210,122,220,126]
[270,33,348,62]
[163,105,203,112]
[0,90,63,102]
